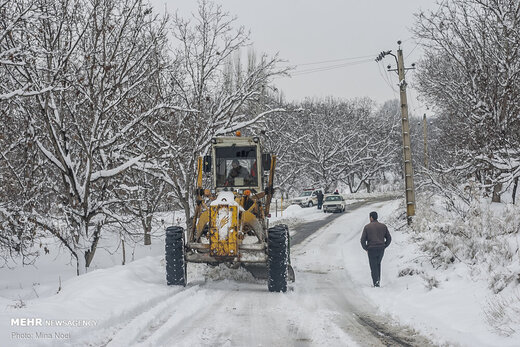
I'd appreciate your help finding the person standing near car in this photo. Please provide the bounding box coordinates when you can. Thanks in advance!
[316,190,324,209]
[360,211,391,287]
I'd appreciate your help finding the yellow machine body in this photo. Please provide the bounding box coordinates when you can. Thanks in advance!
[186,136,276,265]
[209,203,239,257]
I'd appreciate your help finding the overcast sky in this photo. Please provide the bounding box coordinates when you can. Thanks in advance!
[150,0,441,116]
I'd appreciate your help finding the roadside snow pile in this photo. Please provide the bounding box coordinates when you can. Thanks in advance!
[0,210,187,303]
[387,193,520,338]
[334,197,520,346]
[344,190,401,199]
[268,204,327,229]
[1,255,175,347]
[412,195,520,293]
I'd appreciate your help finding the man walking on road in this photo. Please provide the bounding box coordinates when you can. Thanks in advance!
[360,211,391,287]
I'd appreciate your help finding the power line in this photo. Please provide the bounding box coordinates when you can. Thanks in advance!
[278,54,377,67]
[377,61,398,95]
[291,58,374,76]
[294,54,376,67]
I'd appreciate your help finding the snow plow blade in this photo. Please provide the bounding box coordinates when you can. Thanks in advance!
[242,263,295,282]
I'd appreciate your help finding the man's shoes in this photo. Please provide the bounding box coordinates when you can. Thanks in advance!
[374,281,380,287]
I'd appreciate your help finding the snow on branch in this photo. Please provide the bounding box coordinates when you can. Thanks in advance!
[90,155,144,182]
[35,140,66,173]
[100,104,197,149]
[214,108,285,136]
[0,86,56,100]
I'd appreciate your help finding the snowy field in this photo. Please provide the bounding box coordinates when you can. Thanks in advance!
[1,196,519,346]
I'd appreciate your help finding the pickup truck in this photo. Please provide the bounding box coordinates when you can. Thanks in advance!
[290,188,324,207]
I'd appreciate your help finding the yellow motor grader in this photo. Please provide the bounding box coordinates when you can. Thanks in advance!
[165,133,294,292]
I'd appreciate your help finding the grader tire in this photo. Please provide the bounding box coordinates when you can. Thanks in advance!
[268,224,288,292]
[165,226,187,286]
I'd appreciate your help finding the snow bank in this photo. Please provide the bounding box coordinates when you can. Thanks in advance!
[1,254,173,346]
[0,253,267,347]
[2,195,519,346]
[339,198,520,346]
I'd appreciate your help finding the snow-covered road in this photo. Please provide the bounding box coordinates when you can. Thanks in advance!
[93,200,432,346]
[3,199,433,346]
[3,197,519,346]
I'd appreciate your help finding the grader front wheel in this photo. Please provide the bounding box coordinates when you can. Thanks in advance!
[267,224,289,292]
[165,226,187,286]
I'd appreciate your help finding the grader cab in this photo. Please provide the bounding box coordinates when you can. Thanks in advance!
[165,134,294,292]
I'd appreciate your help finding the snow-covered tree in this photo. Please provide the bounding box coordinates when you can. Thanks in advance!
[1,0,173,273]
[145,0,287,227]
[0,0,50,265]
[260,100,307,197]
[263,97,401,195]
[414,0,520,202]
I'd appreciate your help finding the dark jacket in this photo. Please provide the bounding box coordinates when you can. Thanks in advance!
[360,221,391,250]
[229,166,249,178]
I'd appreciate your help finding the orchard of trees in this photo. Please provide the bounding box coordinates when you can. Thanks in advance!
[0,0,287,273]
[408,0,520,303]
[264,98,402,196]
[1,0,519,274]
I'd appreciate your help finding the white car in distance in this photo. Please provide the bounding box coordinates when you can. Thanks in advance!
[290,189,323,207]
[322,194,346,213]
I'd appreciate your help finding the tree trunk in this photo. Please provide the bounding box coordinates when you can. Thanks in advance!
[183,200,192,232]
[76,251,87,275]
[84,223,101,268]
[121,231,126,265]
[144,215,152,245]
[144,230,151,245]
[512,177,518,205]
[492,183,502,203]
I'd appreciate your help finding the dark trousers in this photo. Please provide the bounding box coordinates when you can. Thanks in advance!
[367,248,385,286]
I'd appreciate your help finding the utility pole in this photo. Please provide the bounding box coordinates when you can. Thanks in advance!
[376,41,416,222]
[423,114,429,169]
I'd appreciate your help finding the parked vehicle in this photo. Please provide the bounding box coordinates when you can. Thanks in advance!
[322,194,346,213]
[290,188,324,207]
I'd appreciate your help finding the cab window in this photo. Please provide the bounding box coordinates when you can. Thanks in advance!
[215,146,258,187]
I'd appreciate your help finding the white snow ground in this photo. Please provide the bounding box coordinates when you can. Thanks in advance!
[1,197,519,346]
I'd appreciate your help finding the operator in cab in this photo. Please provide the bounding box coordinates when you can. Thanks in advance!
[226,159,250,186]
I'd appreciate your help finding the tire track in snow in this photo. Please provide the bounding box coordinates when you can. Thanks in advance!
[129,280,342,346]
[140,285,289,346]
[91,196,427,347]
[292,201,435,346]
[104,284,203,346]
[73,286,185,347]
[132,286,232,346]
